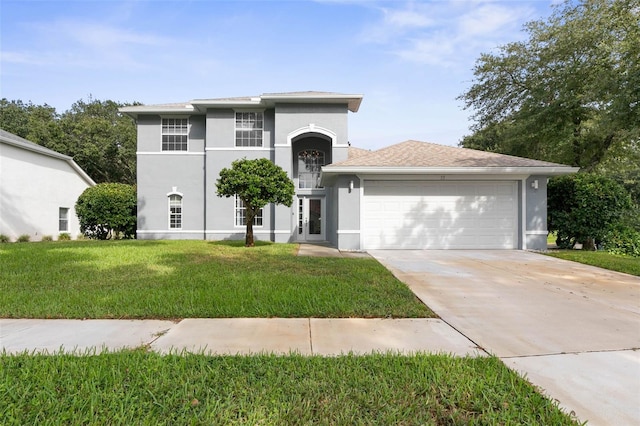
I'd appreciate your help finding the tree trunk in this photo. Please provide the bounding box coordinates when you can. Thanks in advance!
[245,221,254,247]
[245,204,256,247]
[583,237,596,251]
[572,116,583,167]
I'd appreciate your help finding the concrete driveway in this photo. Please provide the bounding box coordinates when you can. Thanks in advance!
[370,250,640,426]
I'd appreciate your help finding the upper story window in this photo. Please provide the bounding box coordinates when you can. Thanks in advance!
[298,150,325,189]
[235,112,263,147]
[169,194,182,229]
[162,118,188,151]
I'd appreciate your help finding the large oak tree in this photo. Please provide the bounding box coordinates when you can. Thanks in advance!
[459,0,639,173]
[0,97,138,184]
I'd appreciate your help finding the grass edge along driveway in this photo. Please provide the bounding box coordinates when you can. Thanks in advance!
[543,249,640,276]
[0,240,432,319]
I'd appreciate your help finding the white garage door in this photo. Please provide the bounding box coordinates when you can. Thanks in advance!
[363,181,518,249]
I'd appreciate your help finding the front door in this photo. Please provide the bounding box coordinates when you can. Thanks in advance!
[298,197,325,241]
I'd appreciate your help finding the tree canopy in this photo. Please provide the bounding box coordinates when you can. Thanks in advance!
[216,158,295,247]
[0,97,138,184]
[459,0,639,172]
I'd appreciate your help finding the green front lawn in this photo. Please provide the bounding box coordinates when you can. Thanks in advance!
[0,351,578,425]
[544,250,640,276]
[0,240,432,319]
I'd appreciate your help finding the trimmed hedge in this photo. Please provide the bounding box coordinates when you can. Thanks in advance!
[548,174,633,250]
[75,183,136,239]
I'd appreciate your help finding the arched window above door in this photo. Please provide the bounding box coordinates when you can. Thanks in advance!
[298,150,325,189]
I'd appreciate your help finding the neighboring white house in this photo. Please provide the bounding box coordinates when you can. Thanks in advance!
[0,129,95,241]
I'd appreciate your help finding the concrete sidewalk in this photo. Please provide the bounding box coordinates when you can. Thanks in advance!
[297,243,370,258]
[0,318,483,356]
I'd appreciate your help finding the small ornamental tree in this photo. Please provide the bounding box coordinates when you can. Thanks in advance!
[75,183,137,239]
[216,158,295,247]
[548,174,632,250]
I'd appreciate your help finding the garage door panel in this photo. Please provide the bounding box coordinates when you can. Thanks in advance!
[363,181,518,249]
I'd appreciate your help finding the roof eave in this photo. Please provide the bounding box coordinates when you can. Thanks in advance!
[68,159,96,186]
[321,166,580,181]
[260,93,364,112]
[119,105,196,119]
[190,99,263,111]
[1,137,72,161]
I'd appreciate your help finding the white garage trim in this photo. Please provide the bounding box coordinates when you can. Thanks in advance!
[362,180,518,250]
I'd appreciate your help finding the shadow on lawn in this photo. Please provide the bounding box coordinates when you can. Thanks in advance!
[0,239,430,319]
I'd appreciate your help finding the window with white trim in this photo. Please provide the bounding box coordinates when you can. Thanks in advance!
[298,150,325,189]
[58,208,69,232]
[162,118,188,151]
[235,196,263,227]
[169,194,182,229]
[235,112,263,147]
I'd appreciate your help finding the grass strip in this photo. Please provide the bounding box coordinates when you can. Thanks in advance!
[0,351,579,425]
[544,250,640,276]
[0,240,432,319]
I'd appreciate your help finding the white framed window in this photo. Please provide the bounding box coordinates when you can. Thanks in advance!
[162,118,188,151]
[235,111,263,147]
[169,194,182,229]
[298,149,325,189]
[58,207,69,232]
[235,196,263,227]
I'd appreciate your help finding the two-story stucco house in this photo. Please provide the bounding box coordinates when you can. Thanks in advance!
[121,91,577,251]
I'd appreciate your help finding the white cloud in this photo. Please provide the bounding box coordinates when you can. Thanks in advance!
[361,0,538,68]
[396,33,457,67]
[384,8,433,28]
[49,20,171,48]
[0,51,47,66]
[457,3,530,37]
[10,19,176,70]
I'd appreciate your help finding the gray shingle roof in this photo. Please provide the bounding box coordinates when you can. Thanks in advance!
[329,140,570,168]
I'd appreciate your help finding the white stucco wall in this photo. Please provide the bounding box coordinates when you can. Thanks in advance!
[0,142,92,241]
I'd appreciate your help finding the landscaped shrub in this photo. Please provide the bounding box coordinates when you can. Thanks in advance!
[58,233,71,241]
[16,234,31,243]
[548,174,633,250]
[0,234,10,243]
[41,235,53,242]
[75,183,136,239]
[602,224,640,257]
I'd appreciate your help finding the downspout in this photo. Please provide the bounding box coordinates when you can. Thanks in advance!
[521,178,527,250]
[203,142,207,240]
[358,174,364,251]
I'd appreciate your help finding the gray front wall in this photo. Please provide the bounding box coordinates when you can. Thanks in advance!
[136,103,351,243]
[137,115,206,240]
[525,175,548,250]
[334,175,361,250]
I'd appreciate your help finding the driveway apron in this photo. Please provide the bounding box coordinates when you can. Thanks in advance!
[370,250,640,426]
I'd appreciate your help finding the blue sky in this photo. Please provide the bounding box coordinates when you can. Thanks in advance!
[1,0,557,149]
